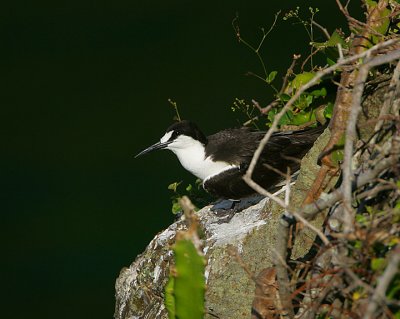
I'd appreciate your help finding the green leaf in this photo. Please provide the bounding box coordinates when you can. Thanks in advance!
[267,71,278,84]
[353,240,363,249]
[291,110,316,125]
[326,57,336,66]
[294,94,313,110]
[278,110,293,126]
[355,214,368,225]
[331,135,345,164]
[173,239,205,319]
[387,276,400,299]
[371,257,387,271]
[172,201,182,214]
[364,0,390,44]
[365,0,377,8]
[165,276,176,318]
[326,30,347,47]
[291,72,317,90]
[305,94,313,106]
[312,30,347,49]
[310,87,327,97]
[279,93,291,102]
[195,178,203,188]
[323,102,334,119]
[331,149,344,164]
[168,182,181,192]
[377,8,391,34]
[267,107,294,126]
[267,107,278,123]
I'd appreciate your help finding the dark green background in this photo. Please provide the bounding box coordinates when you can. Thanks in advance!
[1,1,360,318]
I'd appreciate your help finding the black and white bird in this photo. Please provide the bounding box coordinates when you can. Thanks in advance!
[135,120,324,199]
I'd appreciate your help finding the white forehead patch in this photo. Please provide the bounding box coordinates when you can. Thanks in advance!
[160,131,173,143]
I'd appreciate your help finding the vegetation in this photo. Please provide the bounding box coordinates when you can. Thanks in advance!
[164,197,205,319]
[163,1,400,318]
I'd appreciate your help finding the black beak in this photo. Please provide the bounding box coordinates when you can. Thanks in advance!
[135,141,172,158]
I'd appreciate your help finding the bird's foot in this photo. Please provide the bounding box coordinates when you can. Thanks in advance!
[211,199,238,211]
[210,194,265,220]
[210,199,240,222]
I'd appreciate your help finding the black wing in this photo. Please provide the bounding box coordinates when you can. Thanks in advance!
[203,126,325,199]
[206,126,324,168]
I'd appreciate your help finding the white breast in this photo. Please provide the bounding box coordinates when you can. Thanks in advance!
[165,135,237,180]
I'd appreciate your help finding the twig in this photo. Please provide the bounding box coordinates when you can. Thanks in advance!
[233,11,281,83]
[244,177,286,208]
[168,98,182,122]
[342,49,400,233]
[252,99,278,115]
[356,184,396,200]
[337,43,344,61]
[300,275,339,319]
[341,56,371,233]
[311,20,331,39]
[373,59,400,137]
[296,247,340,318]
[256,11,281,53]
[363,245,400,319]
[335,0,371,31]
[285,168,291,209]
[301,48,323,72]
[335,0,349,16]
[302,154,397,221]
[280,54,301,94]
[263,162,288,178]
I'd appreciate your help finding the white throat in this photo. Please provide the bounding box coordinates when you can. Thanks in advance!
[161,133,236,181]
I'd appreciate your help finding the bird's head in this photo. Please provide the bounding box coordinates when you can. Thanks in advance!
[135,120,207,157]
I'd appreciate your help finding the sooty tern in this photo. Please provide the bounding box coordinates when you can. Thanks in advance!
[135,120,324,199]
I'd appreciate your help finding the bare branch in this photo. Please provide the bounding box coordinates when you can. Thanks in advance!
[280,54,301,94]
[311,20,331,40]
[243,177,286,208]
[337,43,344,61]
[364,245,400,319]
[374,59,400,134]
[284,168,291,208]
[335,0,375,32]
[342,49,400,233]
[243,39,400,318]
[341,59,371,233]
[302,150,398,221]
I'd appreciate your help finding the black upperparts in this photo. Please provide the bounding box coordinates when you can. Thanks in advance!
[205,125,325,166]
[202,125,326,198]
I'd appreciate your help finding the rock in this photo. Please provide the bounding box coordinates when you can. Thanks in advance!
[114,196,283,319]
